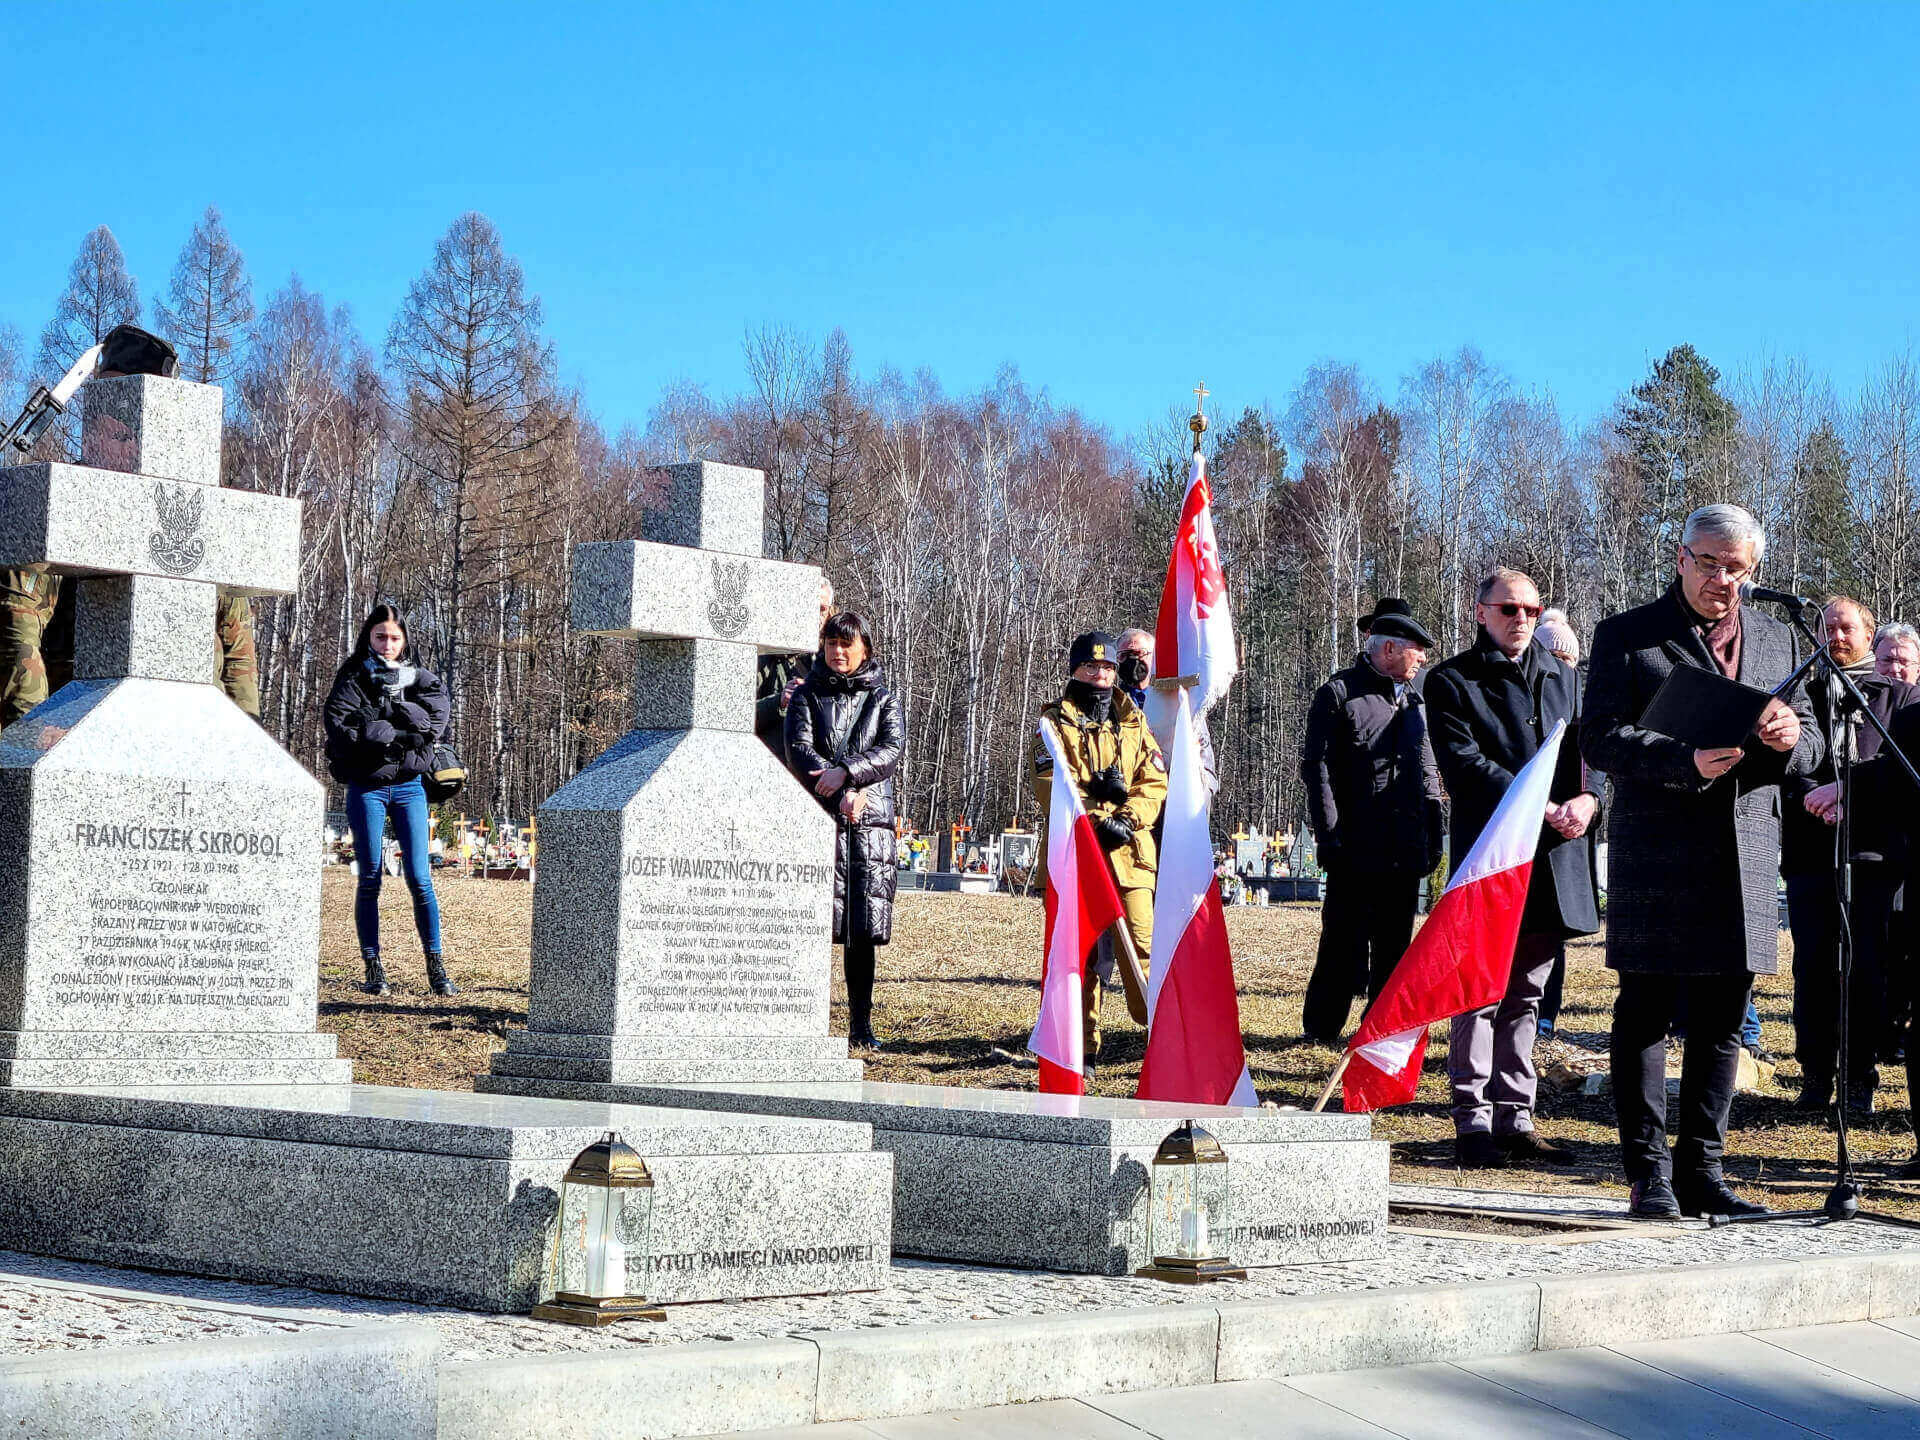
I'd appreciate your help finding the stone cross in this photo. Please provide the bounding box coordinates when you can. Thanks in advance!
[0,375,348,1086]
[568,461,825,729]
[480,462,863,1093]
[0,376,300,684]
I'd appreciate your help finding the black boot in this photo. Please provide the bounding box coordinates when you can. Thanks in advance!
[425,952,457,997]
[360,951,389,997]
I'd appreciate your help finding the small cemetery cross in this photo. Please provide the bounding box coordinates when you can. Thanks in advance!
[0,374,350,1085]
[481,462,864,1092]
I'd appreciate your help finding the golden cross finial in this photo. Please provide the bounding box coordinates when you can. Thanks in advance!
[1193,381,1209,417]
[1189,381,1210,448]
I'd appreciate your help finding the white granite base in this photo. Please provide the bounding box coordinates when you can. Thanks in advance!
[0,1085,892,1311]
[474,1079,1389,1275]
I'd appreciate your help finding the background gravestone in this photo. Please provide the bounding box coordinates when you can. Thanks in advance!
[482,462,863,1092]
[0,374,350,1085]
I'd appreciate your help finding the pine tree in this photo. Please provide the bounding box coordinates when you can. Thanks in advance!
[1797,419,1856,596]
[1612,344,1740,594]
[153,206,254,385]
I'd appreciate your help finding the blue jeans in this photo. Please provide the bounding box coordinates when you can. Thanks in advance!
[346,777,442,957]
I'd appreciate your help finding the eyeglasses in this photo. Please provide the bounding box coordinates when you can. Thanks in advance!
[1490,602,1542,619]
[1682,545,1754,584]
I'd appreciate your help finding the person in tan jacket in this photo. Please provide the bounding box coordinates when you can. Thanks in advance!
[1027,630,1168,1072]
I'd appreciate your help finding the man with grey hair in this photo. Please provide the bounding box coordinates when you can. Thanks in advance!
[1876,623,1920,686]
[1116,628,1154,708]
[1584,502,1819,1219]
[1299,606,1446,1044]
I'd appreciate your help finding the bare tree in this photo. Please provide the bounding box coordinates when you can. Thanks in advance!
[386,212,560,799]
[153,206,255,387]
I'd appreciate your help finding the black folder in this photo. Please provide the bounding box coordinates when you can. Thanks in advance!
[1639,664,1774,750]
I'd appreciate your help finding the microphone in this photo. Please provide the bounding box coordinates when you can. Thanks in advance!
[1738,581,1813,611]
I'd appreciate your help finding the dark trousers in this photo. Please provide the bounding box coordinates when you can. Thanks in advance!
[1612,970,1752,1183]
[844,935,877,1038]
[1303,866,1420,1042]
[1787,864,1896,1096]
[1540,945,1567,1025]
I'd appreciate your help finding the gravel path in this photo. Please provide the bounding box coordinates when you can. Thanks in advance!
[4,1182,1914,1363]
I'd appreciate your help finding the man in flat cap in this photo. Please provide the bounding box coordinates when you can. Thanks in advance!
[1028,630,1168,1074]
[1299,602,1446,1044]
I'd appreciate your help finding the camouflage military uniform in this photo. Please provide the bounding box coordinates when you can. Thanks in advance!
[0,567,258,726]
[1026,688,1169,1061]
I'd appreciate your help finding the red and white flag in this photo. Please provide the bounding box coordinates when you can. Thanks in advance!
[1152,450,1238,715]
[1341,719,1567,1112]
[1027,719,1125,1095]
[1136,686,1257,1106]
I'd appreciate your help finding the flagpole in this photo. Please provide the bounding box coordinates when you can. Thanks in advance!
[1312,1051,1352,1113]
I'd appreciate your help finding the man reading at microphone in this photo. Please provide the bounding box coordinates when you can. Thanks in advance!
[1583,503,1819,1219]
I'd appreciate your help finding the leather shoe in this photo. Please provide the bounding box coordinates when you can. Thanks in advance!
[1675,1176,1768,1219]
[1455,1132,1508,1169]
[1500,1131,1576,1165]
[1628,1175,1682,1219]
[1791,1085,1832,1112]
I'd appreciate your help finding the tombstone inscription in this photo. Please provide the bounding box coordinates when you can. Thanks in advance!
[480,462,863,1091]
[0,374,350,1085]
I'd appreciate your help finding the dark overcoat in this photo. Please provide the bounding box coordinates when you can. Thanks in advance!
[785,658,904,946]
[1581,585,1820,976]
[1423,633,1602,938]
[1299,657,1445,874]
[1781,671,1920,872]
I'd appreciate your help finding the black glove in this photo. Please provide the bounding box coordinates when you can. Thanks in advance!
[1085,764,1130,806]
[363,719,397,747]
[392,700,433,735]
[1094,814,1135,851]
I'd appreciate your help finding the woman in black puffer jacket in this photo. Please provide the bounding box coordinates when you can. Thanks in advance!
[785,610,905,1051]
[321,603,455,1000]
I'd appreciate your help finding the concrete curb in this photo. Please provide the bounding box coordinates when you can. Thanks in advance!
[0,1322,440,1440]
[430,1248,1920,1438]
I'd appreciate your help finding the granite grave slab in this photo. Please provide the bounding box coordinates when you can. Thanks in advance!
[0,1084,891,1308]
[476,1079,1390,1275]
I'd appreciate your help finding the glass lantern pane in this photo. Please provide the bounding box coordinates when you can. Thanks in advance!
[1198,1165,1231,1258]
[584,1186,626,1298]
[556,1182,590,1295]
[618,1187,654,1297]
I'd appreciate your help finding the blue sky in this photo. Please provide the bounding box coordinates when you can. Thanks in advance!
[4,2,1916,443]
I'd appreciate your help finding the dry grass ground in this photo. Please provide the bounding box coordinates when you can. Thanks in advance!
[319,870,1920,1218]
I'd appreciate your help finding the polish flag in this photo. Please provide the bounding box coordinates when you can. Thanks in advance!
[1027,720,1125,1094]
[1136,687,1257,1106]
[1152,450,1237,714]
[1342,720,1567,1112]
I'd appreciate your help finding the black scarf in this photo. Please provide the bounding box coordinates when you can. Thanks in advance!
[1065,678,1113,722]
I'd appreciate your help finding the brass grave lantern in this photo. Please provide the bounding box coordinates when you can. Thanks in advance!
[532,1132,667,1325]
[1135,1121,1247,1284]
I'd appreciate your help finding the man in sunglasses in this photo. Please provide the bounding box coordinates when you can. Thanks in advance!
[1583,503,1818,1220]
[1426,569,1601,1169]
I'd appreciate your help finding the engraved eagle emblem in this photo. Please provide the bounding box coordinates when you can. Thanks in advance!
[708,557,751,638]
[149,482,206,575]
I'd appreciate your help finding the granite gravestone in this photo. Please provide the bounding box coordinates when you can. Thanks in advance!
[480,462,863,1092]
[0,374,350,1086]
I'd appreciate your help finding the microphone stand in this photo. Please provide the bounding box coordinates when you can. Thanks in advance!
[1713,596,1920,1231]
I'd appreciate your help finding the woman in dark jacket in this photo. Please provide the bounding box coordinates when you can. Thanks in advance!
[785,611,905,1050]
[321,603,455,999]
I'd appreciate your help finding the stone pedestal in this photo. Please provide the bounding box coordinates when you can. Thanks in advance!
[0,1085,892,1308]
[470,1079,1391,1275]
